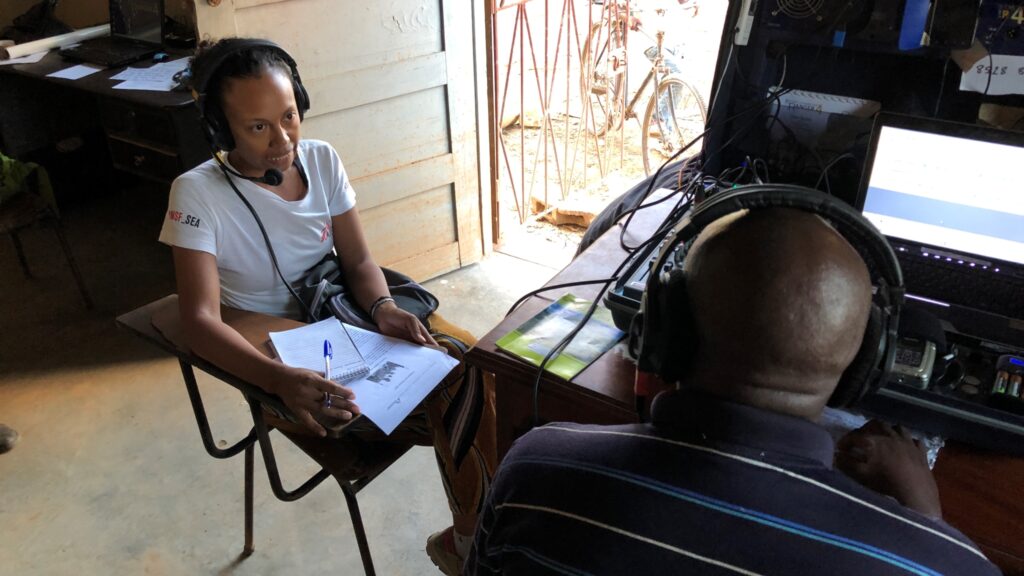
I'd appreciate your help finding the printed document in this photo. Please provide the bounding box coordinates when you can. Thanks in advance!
[268,318,368,383]
[345,325,459,435]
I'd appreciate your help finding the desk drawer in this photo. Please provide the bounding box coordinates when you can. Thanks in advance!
[100,99,177,149]
[108,137,182,182]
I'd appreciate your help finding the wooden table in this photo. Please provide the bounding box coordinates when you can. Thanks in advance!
[466,193,1024,575]
[0,51,206,182]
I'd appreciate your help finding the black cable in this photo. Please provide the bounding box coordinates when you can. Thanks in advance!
[527,183,698,427]
[524,8,852,425]
[981,13,1013,96]
[814,152,856,193]
[505,277,619,318]
[984,51,995,96]
[530,213,683,427]
[617,134,707,251]
[606,186,692,251]
[219,165,313,321]
[618,83,799,253]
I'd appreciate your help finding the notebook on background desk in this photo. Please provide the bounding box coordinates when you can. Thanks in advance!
[59,0,164,68]
[855,112,1024,451]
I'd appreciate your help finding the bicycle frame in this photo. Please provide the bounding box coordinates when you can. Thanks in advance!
[622,28,671,123]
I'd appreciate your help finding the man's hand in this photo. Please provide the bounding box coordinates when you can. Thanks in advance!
[835,420,943,519]
[375,303,438,347]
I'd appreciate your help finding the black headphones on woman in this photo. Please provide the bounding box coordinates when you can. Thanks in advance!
[188,38,310,152]
[628,184,905,408]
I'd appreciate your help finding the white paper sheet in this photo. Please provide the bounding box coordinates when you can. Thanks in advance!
[959,54,1024,96]
[268,318,368,383]
[344,325,459,435]
[110,58,189,92]
[112,79,176,91]
[46,63,102,80]
[110,58,189,81]
[0,50,47,66]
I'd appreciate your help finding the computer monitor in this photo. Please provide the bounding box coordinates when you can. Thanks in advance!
[857,113,1024,268]
[111,0,163,45]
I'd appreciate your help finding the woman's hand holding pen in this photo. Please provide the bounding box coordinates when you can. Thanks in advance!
[374,302,438,347]
[272,365,360,437]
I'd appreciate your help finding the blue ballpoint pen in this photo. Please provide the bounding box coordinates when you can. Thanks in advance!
[323,339,333,380]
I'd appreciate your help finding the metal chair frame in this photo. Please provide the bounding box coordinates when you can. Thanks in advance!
[117,299,409,576]
[2,191,93,309]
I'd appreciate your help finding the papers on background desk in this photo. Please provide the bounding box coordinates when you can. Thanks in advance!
[344,325,459,435]
[46,63,102,80]
[0,50,47,66]
[111,57,189,91]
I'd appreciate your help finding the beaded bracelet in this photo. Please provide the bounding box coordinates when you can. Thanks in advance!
[369,295,396,322]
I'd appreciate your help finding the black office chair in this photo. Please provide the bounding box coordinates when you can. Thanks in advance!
[116,296,412,576]
[0,159,93,309]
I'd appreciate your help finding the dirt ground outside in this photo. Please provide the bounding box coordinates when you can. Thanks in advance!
[493,0,728,261]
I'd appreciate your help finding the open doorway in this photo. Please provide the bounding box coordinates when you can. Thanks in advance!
[487,0,727,268]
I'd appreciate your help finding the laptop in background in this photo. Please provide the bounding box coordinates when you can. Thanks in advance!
[855,113,1024,451]
[856,113,1024,330]
[59,0,164,68]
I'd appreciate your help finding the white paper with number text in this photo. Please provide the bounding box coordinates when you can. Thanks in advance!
[959,54,1024,96]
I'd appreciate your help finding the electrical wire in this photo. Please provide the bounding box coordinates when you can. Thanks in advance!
[219,165,313,321]
[505,277,620,318]
[529,187,696,427]
[814,152,856,192]
[981,12,1013,96]
[618,82,801,252]
[522,2,858,428]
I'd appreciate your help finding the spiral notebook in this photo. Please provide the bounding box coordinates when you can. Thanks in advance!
[268,318,369,383]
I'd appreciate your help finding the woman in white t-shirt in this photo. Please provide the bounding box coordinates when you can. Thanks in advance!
[160,39,490,574]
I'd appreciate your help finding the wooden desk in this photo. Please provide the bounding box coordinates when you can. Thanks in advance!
[0,51,207,182]
[466,195,1024,575]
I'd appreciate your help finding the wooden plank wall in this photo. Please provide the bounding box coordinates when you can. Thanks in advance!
[194,0,485,280]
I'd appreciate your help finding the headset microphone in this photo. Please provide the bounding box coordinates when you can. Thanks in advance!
[213,153,285,186]
[256,168,284,186]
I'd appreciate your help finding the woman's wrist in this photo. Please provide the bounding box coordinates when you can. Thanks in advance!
[262,361,297,396]
[369,295,397,323]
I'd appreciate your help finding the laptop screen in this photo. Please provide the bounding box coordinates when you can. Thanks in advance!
[111,0,163,45]
[858,114,1024,267]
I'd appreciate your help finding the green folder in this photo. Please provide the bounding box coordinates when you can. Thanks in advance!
[496,293,625,380]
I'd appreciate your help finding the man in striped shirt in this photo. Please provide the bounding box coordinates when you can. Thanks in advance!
[466,209,1000,575]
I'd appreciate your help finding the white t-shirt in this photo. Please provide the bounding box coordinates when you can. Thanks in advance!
[159,139,356,318]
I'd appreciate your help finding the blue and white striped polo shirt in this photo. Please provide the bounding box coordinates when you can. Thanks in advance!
[467,390,1000,575]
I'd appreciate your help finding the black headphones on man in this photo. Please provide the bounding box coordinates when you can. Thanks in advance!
[628,184,905,408]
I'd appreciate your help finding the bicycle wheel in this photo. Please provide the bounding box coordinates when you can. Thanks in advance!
[641,75,707,175]
[580,19,626,136]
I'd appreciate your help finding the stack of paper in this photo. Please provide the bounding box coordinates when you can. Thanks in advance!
[269,318,368,383]
[111,57,189,91]
[269,319,459,435]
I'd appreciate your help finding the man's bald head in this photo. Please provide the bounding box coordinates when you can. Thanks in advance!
[680,208,873,419]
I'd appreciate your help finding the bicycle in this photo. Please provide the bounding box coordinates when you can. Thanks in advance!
[580,2,708,175]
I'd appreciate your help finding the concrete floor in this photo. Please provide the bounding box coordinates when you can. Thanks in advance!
[0,183,565,575]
